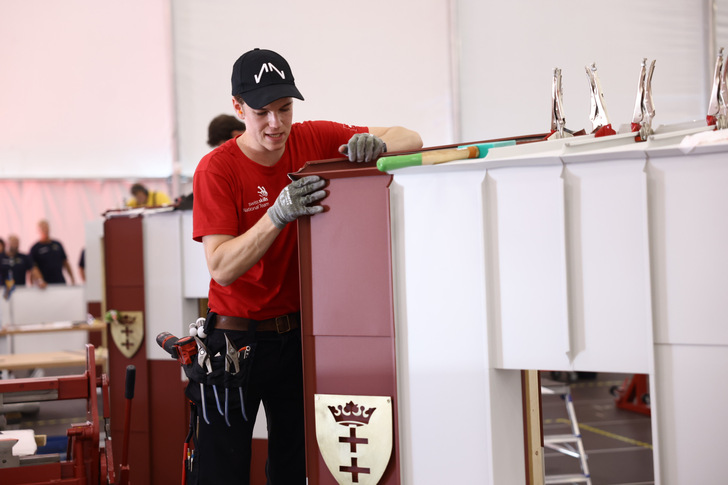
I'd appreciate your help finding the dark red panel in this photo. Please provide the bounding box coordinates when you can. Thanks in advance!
[149,360,188,485]
[104,217,151,485]
[297,163,400,485]
[309,176,394,337]
[251,438,269,485]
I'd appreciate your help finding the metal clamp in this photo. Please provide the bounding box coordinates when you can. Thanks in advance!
[585,62,612,134]
[707,47,728,129]
[631,58,656,141]
[550,67,572,139]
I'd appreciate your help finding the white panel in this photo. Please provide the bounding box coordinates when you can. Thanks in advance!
[486,163,571,370]
[172,0,453,176]
[4,286,87,354]
[0,1,175,178]
[647,150,728,345]
[654,343,728,485]
[143,212,187,360]
[391,170,524,485]
[182,211,210,299]
[562,156,653,373]
[458,0,708,141]
[84,219,105,304]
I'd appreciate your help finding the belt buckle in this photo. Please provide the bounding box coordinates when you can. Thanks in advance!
[275,315,291,334]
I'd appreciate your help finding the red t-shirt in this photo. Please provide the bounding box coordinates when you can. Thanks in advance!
[193,120,368,319]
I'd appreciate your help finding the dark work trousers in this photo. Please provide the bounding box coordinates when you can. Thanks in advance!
[188,326,305,485]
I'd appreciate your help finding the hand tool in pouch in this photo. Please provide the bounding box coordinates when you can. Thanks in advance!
[224,334,251,426]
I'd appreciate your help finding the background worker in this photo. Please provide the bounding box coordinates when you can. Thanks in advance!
[30,220,74,285]
[207,113,246,147]
[126,182,172,207]
[1,235,46,290]
[191,47,421,484]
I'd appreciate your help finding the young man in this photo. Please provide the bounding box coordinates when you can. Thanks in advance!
[190,48,421,484]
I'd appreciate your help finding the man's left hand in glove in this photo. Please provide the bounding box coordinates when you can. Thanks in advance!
[339,133,387,162]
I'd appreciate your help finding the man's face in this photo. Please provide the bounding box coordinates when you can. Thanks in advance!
[8,236,18,254]
[38,221,49,238]
[236,97,293,154]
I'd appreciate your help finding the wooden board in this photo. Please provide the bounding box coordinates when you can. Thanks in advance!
[0,347,107,371]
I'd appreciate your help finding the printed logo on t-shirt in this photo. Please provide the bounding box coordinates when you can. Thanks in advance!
[243,186,271,213]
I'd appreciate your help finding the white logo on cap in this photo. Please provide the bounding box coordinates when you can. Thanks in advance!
[255,63,286,84]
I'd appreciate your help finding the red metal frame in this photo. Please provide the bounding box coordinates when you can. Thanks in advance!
[614,373,651,416]
[0,344,128,485]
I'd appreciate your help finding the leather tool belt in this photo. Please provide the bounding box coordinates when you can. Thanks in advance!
[215,312,300,334]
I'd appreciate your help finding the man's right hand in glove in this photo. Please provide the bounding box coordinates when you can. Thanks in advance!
[267,175,327,229]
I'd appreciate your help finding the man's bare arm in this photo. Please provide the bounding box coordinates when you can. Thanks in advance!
[369,126,423,153]
[202,215,282,287]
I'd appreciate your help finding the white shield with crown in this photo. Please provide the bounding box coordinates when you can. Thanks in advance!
[107,310,144,358]
[314,394,393,485]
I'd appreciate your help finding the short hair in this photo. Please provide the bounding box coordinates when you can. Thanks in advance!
[130,183,148,196]
[207,114,246,147]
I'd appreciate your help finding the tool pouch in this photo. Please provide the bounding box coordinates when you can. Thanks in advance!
[183,355,224,404]
[183,341,256,409]
[224,344,256,386]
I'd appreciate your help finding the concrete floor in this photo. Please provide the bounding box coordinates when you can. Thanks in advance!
[542,371,654,485]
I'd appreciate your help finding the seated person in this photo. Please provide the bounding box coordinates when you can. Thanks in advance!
[126,183,172,208]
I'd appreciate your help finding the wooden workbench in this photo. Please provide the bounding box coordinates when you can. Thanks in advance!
[0,320,107,371]
[0,347,108,371]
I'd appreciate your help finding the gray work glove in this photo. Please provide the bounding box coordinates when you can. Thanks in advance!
[267,175,327,229]
[339,133,387,162]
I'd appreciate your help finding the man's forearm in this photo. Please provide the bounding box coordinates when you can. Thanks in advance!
[203,213,282,287]
[63,261,75,284]
[372,126,423,153]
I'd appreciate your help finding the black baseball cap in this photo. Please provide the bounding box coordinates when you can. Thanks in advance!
[231,48,304,109]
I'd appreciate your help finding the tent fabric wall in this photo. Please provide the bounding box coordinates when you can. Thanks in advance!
[171,0,455,177]
[457,0,713,142]
[0,0,175,179]
[0,178,171,288]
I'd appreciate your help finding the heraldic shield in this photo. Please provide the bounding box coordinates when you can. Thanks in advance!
[108,310,144,358]
[315,394,393,485]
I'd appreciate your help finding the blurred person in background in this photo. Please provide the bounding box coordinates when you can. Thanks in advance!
[30,220,74,285]
[207,114,246,148]
[126,182,172,207]
[1,234,46,290]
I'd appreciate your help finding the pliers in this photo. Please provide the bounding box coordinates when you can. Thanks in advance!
[195,336,224,424]
[224,334,249,426]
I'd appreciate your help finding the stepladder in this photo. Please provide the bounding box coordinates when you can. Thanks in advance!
[542,380,592,485]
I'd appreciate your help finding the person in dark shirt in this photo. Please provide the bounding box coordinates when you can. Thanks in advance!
[1,235,45,288]
[29,220,75,285]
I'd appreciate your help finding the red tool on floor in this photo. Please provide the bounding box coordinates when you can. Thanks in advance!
[0,344,135,484]
[610,373,651,416]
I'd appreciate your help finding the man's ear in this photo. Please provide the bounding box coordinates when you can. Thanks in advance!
[232,97,245,119]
